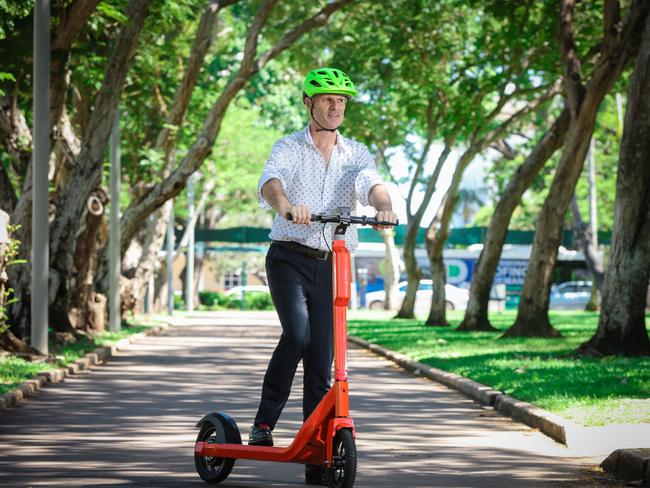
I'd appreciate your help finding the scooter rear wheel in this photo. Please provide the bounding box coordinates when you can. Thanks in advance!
[194,413,241,484]
[325,429,357,488]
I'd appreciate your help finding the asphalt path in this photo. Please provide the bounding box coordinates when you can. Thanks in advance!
[0,311,622,487]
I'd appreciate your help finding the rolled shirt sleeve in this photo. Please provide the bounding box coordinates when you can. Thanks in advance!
[354,144,384,207]
[257,139,291,209]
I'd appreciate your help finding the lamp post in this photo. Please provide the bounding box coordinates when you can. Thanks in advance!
[185,173,198,312]
[108,109,121,332]
[166,201,175,315]
[32,0,50,354]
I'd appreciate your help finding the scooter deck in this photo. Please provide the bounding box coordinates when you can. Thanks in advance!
[194,441,324,464]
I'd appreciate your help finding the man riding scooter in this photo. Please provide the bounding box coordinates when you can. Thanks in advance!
[251,67,398,484]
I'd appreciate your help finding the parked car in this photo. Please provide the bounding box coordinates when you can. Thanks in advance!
[364,280,469,311]
[549,281,593,310]
[224,285,270,296]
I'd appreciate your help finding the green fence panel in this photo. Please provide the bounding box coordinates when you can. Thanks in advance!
[180,225,611,247]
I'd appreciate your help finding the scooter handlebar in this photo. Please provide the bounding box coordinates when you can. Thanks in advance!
[286,212,398,227]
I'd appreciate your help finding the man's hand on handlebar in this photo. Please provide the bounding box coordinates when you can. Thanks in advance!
[374,209,399,230]
[283,205,312,225]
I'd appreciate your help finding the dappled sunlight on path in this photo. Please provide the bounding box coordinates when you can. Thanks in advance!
[0,311,622,487]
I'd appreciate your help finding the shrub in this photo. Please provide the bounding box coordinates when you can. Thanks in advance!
[173,293,185,310]
[199,291,224,307]
[196,291,274,311]
[247,292,274,310]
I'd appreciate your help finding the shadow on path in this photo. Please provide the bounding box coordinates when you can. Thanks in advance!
[0,312,622,487]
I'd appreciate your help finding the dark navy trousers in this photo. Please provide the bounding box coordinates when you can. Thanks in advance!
[254,242,333,429]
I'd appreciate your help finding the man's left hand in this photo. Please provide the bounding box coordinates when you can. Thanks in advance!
[373,210,399,230]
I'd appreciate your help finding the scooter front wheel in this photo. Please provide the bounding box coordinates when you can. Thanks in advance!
[194,413,241,484]
[325,429,357,488]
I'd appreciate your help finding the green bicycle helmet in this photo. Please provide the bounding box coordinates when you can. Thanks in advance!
[302,68,357,98]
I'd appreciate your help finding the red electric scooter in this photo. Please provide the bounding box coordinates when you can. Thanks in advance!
[193,208,397,488]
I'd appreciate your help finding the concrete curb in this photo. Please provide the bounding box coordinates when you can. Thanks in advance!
[0,323,171,411]
[349,335,584,447]
[601,448,650,487]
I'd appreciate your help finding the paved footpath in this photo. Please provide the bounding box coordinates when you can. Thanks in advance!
[0,311,623,487]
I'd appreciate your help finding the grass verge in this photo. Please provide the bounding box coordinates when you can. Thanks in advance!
[348,309,650,427]
[0,316,169,396]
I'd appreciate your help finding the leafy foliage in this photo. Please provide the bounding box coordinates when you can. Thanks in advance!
[198,290,274,310]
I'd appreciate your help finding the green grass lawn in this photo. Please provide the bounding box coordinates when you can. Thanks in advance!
[0,317,167,396]
[348,309,650,427]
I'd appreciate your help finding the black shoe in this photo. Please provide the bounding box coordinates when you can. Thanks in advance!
[248,423,273,446]
[305,464,325,485]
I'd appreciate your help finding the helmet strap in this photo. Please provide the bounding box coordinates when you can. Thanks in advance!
[308,97,346,132]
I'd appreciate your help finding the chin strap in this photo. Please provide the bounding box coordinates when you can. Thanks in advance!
[310,106,339,132]
[308,97,346,132]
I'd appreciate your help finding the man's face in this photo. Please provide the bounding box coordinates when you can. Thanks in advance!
[307,93,348,127]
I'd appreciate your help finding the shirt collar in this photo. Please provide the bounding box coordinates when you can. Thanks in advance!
[303,123,347,150]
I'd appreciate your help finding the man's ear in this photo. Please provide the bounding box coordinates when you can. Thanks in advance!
[304,96,312,109]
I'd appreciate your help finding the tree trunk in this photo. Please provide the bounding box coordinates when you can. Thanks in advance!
[0,210,38,354]
[0,208,11,330]
[0,93,30,210]
[126,205,174,313]
[425,193,450,326]
[396,138,450,319]
[50,0,103,138]
[395,223,421,318]
[1,2,96,339]
[371,145,401,311]
[50,189,109,334]
[153,258,169,313]
[570,194,604,312]
[194,242,206,307]
[459,109,570,331]
[381,228,401,310]
[427,93,555,325]
[0,164,17,214]
[504,113,596,338]
[579,10,650,356]
[99,0,227,315]
[571,195,604,286]
[45,0,152,333]
[425,78,557,327]
[117,0,354,259]
[99,0,224,307]
[504,0,647,338]
[425,239,449,326]
[585,284,600,312]
[107,0,354,316]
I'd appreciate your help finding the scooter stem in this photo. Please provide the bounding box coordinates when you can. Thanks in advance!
[332,238,350,382]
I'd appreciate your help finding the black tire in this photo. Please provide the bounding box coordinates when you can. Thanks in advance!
[194,413,241,484]
[325,429,357,488]
[368,301,384,310]
[445,301,455,311]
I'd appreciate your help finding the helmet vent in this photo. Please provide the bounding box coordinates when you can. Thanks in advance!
[303,68,356,97]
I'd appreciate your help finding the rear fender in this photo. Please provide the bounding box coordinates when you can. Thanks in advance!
[195,412,241,445]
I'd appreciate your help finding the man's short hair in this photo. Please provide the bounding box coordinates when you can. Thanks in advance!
[303,92,350,104]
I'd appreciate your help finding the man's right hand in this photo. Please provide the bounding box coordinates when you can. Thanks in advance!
[283,205,312,225]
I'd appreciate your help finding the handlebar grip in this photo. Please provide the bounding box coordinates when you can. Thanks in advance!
[375,219,399,226]
[284,213,318,221]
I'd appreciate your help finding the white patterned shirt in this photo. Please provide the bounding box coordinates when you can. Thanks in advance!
[258,125,384,252]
